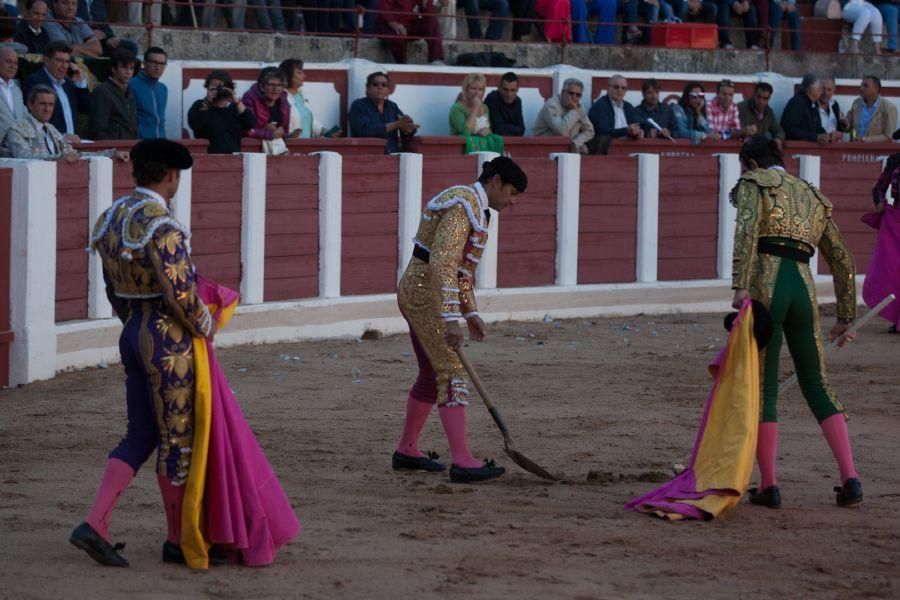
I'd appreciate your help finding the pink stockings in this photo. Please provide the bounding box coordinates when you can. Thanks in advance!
[757,415,859,487]
[396,395,434,458]
[86,458,135,543]
[396,395,482,469]
[157,475,185,544]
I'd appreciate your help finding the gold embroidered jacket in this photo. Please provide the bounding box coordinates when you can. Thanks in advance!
[412,185,489,320]
[89,191,212,336]
[731,168,856,320]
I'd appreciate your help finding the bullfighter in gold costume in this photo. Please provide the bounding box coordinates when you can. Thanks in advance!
[731,136,862,509]
[393,156,527,484]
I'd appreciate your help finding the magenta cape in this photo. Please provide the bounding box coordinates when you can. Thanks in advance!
[184,276,300,568]
[861,205,900,328]
[625,301,760,520]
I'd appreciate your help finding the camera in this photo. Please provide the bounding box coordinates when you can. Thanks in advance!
[215,87,233,101]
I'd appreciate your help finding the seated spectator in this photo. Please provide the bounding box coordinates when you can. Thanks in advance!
[571,0,637,45]
[768,0,800,50]
[348,71,419,154]
[280,58,340,138]
[535,0,573,42]
[450,72,504,154]
[376,0,445,64]
[241,67,298,141]
[483,71,525,137]
[672,82,719,142]
[706,79,748,139]
[880,0,898,53]
[780,73,829,144]
[129,47,168,139]
[588,74,643,141]
[3,84,127,161]
[842,0,883,53]
[188,70,255,154]
[738,81,786,147]
[532,77,595,154]
[672,0,718,27]
[510,0,538,40]
[846,75,898,141]
[460,0,509,39]
[818,77,849,142]
[294,0,354,33]
[716,0,759,49]
[15,0,51,54]
[0,47,25,151]
[44,0,101,57]
[23,40,90,142]
[76,0,139,57]
[634,78,675,139]
[231,0,288,31]
[0,8,28,54]
[88,48,137,140]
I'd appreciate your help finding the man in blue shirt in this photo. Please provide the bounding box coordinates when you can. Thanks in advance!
[348,72,419,154]
[128,46,168,139]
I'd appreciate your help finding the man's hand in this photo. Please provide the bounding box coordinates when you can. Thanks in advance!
[816,133,831,145]
[744,124,758,137]
[688,0,702,14]
[114,150,129,162]
[389,22,407,36]
[732,288,750,309]
[64,133,81,144]
[70,64,85,84]
[444,320,463,350]
[709,131,722,140]
[830,130,843,143]
[476,127,491,137]
[207,321,218,344]
[774,137,784,151]
[107,36,121,49]
[266,124,285,139]
[466,315,486,341]
[627,123,643,139]
[827,321,854,347]
[62,151,79,164]
[91,28,107,40]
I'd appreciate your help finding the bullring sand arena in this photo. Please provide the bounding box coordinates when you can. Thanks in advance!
[1,307,898,599]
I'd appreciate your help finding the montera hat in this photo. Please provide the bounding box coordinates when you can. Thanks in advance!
[130,139,194,170]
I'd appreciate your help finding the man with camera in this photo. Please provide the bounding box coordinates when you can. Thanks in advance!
[22,40,90,143]
[188,69,255,155]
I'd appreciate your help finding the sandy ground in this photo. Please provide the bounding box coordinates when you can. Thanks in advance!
[1,307,899,600]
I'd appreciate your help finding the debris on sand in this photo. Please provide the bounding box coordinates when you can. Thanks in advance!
[361,329,383,340]
[433,484,453,494]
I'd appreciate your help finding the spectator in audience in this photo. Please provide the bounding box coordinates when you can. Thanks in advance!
[780,73,829,144]
[706,79,750,139]
[188,69,255,154]
[242,67,298,141]
[44,0,101,57]
[280,58,339,138]
[818,76,849,141]
[846,75,898,141]
[737,81,785,147]
[297,0,354,33]
[15,0,51,54]
[23,41,90,142]
[535,0,573,42]
[510,0,538,40]
[76,0,139,57]
[0,7,28,54]
[673,82,718,142]
[483,71,525,137]
[376,0,445,64]
[634,78,675,139]
[460,0,509,39]
[589,74,643,142]
[532,77,595,154]
[348,71,419,154]
[129,47,168,139]
[0,47,25,151]
[450,72,504,154]
[768,0,800,50]
[232,0,288,31]
[88,48,137,140]
[3,84,128,160]
[672,0,718,28]
[842,0,883,53]
[717,0,759,48]
[572,0,640,45]
[880,0,898,52]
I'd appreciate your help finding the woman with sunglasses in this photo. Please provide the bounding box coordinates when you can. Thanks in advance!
[673,82,720,143]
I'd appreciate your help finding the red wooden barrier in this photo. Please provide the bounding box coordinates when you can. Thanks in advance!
[190,155,243,291]
[239,138,388,156]
[0,167,13,386]
[658,156,719,281]
[497,157,557,287]
[341,155,400,295]
[56,162,90,322]
[405,136,571,158]
[264,155,320,301]
[578,156,639,283]
[422,155,477,204]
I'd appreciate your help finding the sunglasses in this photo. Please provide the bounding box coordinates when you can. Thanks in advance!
[565,90,583,97]
[610,85,627,90]
[688,93,704,99]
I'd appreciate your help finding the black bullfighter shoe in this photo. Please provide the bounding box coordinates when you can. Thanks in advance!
[392,450,447,472]
[747,485,782,508]
[69,522,129,567]
[835,478,863,507]
[162,541,186,564]
[448,459,506,484]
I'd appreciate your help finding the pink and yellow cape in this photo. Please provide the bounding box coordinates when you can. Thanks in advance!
[181,275,301,569]
[861,205,900,329]
[625,301,760,520]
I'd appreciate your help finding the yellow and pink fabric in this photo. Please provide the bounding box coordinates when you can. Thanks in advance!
[861,205,900,329]
[181,275,301,569]
[626,301,760,520]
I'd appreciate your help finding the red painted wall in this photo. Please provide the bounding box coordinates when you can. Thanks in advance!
[658,156,719,281]
[264,155,320,301]
[0,168,12,386]
[422,155,477,204]
[578,156,638,283]
[56,162,90,322]
[190,155,243,291]
[497,157,557,287]
[341,155,400,295]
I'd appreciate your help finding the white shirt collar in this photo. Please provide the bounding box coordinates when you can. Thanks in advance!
[473,181,489,213]
[43,66,64,86]
[135,187,169,209]
[27,113,48,130]
[767,166,786,172]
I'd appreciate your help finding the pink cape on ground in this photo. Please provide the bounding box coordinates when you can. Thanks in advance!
[197,277,301,566]
[861,205,900,328]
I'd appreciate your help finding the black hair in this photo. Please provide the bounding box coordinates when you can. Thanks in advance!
[678,82,706,117]
[43,40,72,58]
[753,82,773,95]
[109,48,136,70]
[144,46,167,62]
[366,71,389,86]
[500,71,518,84]
[27,83,55,104]
[133,161,170,187]
[739,135,785,170]
[278,58,304,86]
[258,66,285,87]
[477,156,527,193]
[863,75,882,91]
[25,0,48,11]
[641,78,660,93]
[204,69,234,89]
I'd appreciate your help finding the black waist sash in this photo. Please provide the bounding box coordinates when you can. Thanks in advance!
[413,244,430,263]
[757,239,813,263]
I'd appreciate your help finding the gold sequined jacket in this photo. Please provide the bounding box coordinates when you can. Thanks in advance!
[89,190,212,336]
[731,168,856,320]
[412,184,489,320]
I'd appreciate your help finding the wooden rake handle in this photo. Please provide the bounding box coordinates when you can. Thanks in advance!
[455,348,512,442]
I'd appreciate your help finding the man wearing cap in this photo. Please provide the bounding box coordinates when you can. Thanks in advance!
[393,156,527,484]
[70,139,210,567]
